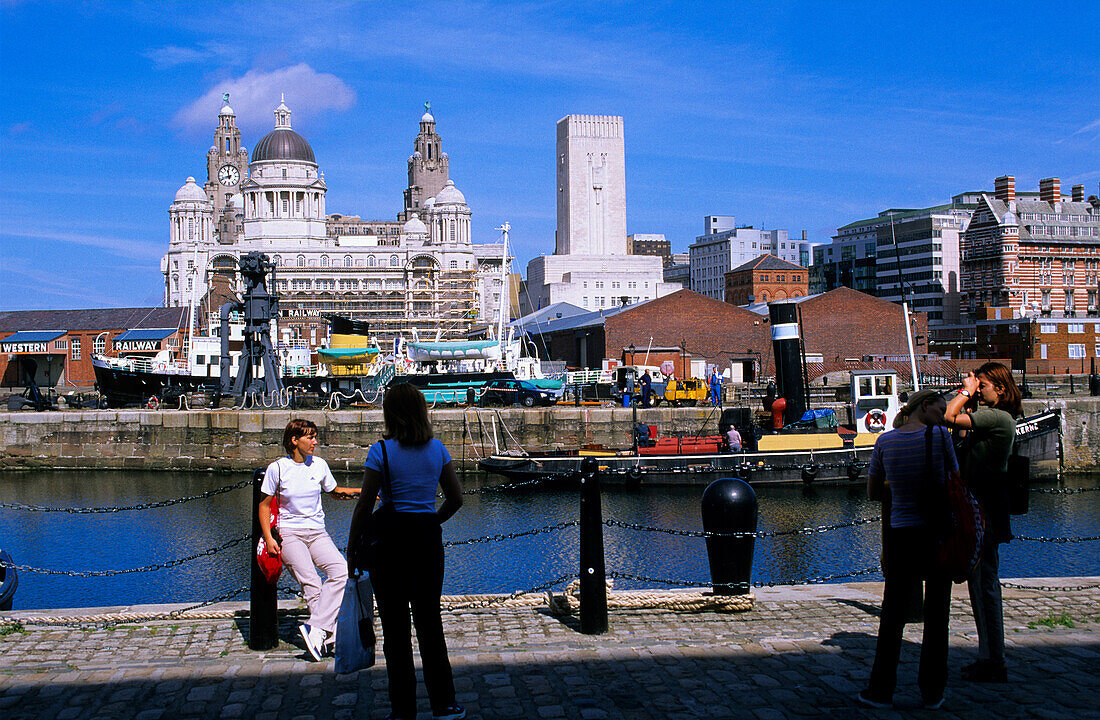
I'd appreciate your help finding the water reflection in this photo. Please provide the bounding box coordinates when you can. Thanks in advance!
[1,469,1097,611]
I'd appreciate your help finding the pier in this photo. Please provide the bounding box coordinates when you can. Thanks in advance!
[2,579,1098,719]
[1,397,1098,473]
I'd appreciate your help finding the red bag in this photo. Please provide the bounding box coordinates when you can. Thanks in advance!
[255,498,283,584]
[927,428,986,583]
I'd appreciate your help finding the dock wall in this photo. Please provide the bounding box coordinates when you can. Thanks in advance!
[1,398,1097,473]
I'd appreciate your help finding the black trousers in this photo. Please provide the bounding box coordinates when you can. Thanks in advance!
[869,525,952,702]
[370,513,456,718]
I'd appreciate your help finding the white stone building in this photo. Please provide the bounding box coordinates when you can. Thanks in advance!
[524,115,675,314]
[161,98,506,348]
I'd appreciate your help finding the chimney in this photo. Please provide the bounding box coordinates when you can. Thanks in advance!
[1039,177,1061,204]
[801,230,807,241]
[1072,184,1085,202]
[994,175,1015,202]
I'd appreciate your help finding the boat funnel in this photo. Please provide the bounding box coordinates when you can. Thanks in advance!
[768,301,807,425]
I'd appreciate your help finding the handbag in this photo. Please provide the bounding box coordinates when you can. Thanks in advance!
[349,440,396,574]
[256,461,283,584]
[926,427,986,583]
[334,573,376,673]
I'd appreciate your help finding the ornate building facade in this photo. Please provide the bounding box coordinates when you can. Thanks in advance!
[161,98,507,348]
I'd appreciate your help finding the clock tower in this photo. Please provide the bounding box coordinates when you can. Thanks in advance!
[205,94,249,244]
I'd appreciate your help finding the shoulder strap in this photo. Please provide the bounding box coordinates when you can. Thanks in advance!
[378,439,393,507]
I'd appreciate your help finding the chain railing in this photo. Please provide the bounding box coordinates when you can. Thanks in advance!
[1,465,1096,630]
[0,478,253,513]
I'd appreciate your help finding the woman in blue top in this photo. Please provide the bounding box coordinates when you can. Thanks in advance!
[859,389,957,711]
[348,383,465,720]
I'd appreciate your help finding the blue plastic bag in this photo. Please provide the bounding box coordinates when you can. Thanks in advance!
[334,573,376,674]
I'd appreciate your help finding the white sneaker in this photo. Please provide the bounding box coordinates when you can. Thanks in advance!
[299,623,325,661]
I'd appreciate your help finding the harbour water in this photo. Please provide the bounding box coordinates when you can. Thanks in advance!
[1,468,1097,611]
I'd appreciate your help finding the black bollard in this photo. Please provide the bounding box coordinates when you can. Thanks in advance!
[578,457,608,634]
[249,468,279,650]
[1090,358,1100,397]
[701,477,757,595]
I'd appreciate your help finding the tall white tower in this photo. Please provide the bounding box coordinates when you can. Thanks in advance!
[555,115,627,256]
[162,177,214,306]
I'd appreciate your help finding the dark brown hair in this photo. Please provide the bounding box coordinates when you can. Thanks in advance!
[382,383,433,444]
[282,418,318,454]
[975,361,1023,417]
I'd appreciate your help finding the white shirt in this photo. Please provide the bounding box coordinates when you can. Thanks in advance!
[261,456,336,530]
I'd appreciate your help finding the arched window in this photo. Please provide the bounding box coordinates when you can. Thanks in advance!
[344,255,353,268]
[368,255,376,267]
[297,255,305,267]
[321,255,330,268]
[271,255,281,266]
[390,255,399,266]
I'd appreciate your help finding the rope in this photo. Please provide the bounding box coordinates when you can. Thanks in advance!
[545,579,754,616]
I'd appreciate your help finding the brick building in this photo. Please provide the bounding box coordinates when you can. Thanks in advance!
[961,175,1100,320]
[516,287,927,381]
[723,254,808,305]
[0,308,185,390]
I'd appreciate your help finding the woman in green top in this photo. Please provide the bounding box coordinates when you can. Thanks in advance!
[944,361,1021,684]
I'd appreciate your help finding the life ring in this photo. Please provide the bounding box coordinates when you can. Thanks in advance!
[153,362,168,373]
[800,463,820,484]
[865,409,887,433]
[146,396,160,410]
[626,466,643,485]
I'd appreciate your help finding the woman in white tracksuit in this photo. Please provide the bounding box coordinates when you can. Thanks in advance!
[259,418,360,661]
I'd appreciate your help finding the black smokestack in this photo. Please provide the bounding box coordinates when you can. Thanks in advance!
[769,301,807,424]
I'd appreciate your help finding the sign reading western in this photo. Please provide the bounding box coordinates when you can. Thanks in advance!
[114,340,161,352]
[1,341,49,353]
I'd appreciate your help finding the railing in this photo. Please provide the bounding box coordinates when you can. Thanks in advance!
[1,469,1096,632]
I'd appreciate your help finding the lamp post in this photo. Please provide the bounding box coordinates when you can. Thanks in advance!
[628,343,638,450]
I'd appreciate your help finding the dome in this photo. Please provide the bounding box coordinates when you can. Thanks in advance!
[402,214,428,235]
[424,196,436,209]
[434,180,466,206]
[252,128,316,163]
[220,103,235,116]
[174,177,209,203]
[421,111,435,123]
[410,151,422,160]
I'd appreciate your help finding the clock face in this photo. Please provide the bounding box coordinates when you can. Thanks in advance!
[218,164,240,186]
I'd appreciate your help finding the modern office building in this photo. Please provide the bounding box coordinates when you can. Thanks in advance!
[688,216,806,300]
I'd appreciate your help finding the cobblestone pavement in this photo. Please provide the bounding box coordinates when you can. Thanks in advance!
[2,579,1098,720]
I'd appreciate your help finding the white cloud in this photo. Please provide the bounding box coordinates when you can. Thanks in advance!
[172,64,356,133]
[3,229,164,260]
[144,41,240,68]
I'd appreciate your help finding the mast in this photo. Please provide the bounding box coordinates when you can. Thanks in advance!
[889,213,920,390]
[496,222,510,368]
[185,245,201,360]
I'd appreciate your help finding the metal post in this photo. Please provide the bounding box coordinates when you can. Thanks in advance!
[578,457,608,634]
[249,468,278,650]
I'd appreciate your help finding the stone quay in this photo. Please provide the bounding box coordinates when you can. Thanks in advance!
[1,578,1097,719]
[1,398,1098,474]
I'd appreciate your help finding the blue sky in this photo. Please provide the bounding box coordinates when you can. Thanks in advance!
[2,1,1098,311]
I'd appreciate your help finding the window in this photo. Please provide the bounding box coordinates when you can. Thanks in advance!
[71,338,81,361]
[1068,323,1085,333]
[1068,344,1086,359]
[282,198,288,213]
[344,255,353,268]
[367,255,376,267]
[450,260,457,269]
[297,255,305,267]
[320,255,330,268]
[390,255,399,266]
[282,169,287,179]
[94,335,105,355]
[54,339,68,350]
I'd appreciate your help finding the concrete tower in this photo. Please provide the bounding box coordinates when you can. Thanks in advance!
[204,94,250,244]
[401,102,450,221]
[163,177,214,307]
[555,115,627,256]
